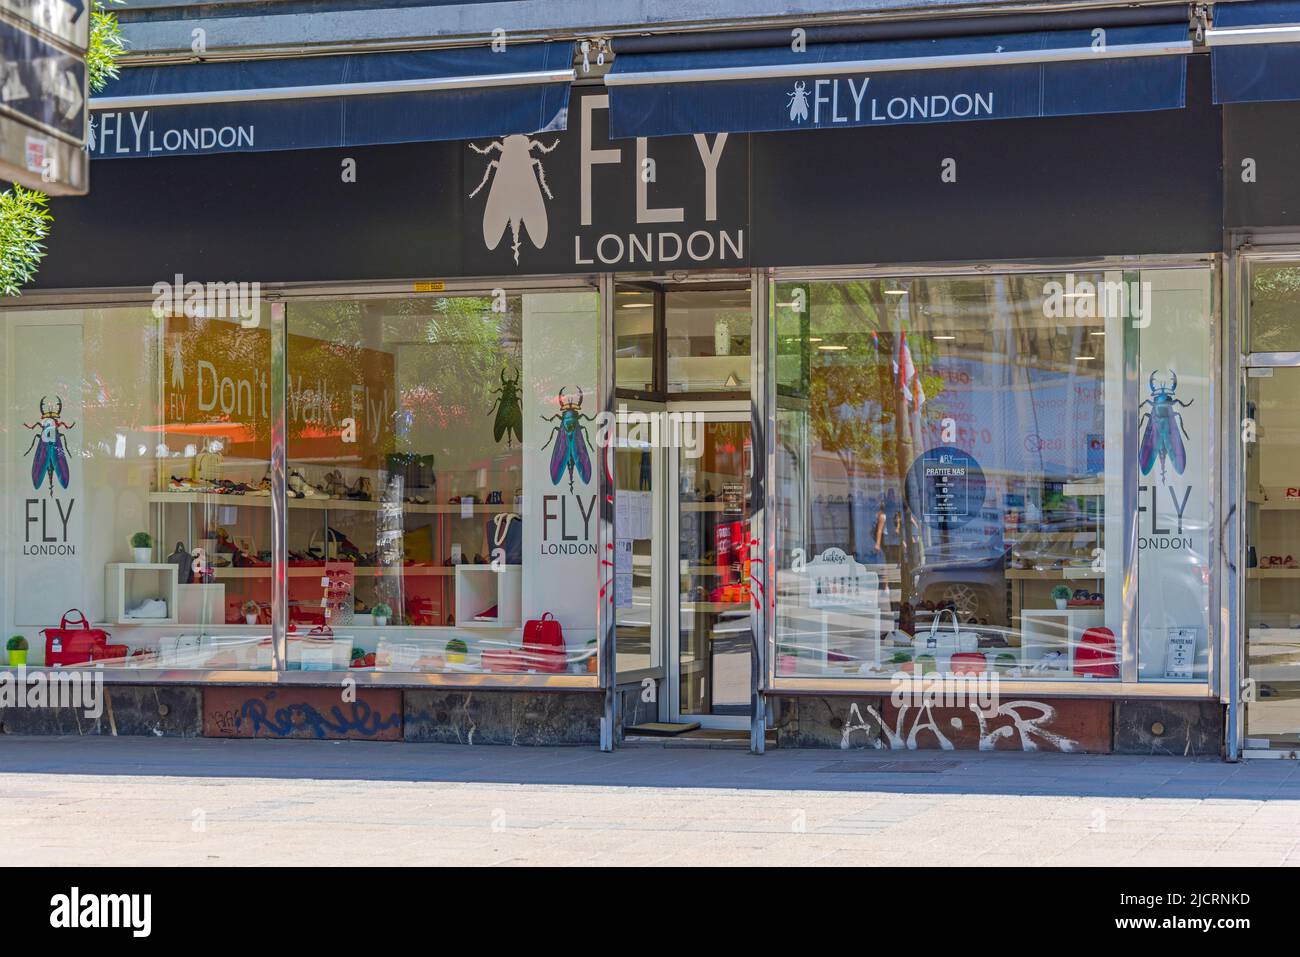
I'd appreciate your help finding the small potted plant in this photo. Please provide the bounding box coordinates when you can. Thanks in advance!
[7,635,28,667]
[242,599,260,626]
[445,637,468,665]
[1051,584,1072,610]
[371,602,393,627]
[130,531,153,564]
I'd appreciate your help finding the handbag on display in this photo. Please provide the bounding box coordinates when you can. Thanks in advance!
[1074,626,1118,678]
[485,512,522,565]
[919,608,980,656]
[521,612,566,672]
[483,612,567,673]
[192,444,224,483]
[42,609,125,666]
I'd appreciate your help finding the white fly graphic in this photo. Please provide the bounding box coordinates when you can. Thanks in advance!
[787,81,810,123]
[468,134,559,264]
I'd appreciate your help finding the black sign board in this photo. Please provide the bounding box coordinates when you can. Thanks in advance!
[1223,100,1300,228]
[35,66,1222,289]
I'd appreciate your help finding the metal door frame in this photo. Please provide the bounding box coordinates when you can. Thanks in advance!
[666,402,752,730]
[1233,241,1300,758]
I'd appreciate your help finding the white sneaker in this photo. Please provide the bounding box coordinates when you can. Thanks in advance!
[127,598,169,619]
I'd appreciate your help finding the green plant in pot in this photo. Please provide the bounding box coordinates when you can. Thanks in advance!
[371,602,393,627]
[1051,584,1073,610]
[130,531,153,564]
[7,635,28,667]
[445,637,468,665]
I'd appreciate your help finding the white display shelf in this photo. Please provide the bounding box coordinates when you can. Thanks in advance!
[208,565,454,578]
[454,564,521,629]
[149,491,496,515]
[105,563,179,625]
[1062,482,1105,497]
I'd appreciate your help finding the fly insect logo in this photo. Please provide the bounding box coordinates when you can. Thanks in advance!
[23,396,74,496]
[468,134,559,264]
[787,81,810,123]
[1139,369,1194,484]
[542,386,595,492]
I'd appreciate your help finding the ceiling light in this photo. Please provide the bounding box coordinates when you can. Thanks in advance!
[620,303,653,309]
[933,335,956,341]
[1089,330,1106,336]
[884,289,908,296]
[1074,355,1096,361]
[818,344,848,351]
[808,336,823,342]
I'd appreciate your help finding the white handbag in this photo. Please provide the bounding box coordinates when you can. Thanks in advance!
[925,608,979,653]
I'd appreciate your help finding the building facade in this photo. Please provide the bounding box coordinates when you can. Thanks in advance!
[4,0,1300,757]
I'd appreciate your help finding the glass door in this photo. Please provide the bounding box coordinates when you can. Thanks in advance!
[1244,366,1300,749]
[668,411,753,727]
[1242,258,1300,751]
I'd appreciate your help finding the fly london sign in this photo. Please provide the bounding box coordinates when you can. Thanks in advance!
[462,88,749,275]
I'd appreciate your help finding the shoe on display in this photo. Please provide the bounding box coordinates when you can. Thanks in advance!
[473,604,499,622]
[127,598,169,619]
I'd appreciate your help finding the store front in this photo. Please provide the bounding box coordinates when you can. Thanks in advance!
[0,5,1252,754]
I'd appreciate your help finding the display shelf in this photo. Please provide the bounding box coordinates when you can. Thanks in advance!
[1005,567,1102,580]
[209,565,454,578]
[454,564,521,629]
[1062,481,1105,497]
[105,563,179,625]
[149,491,497,515]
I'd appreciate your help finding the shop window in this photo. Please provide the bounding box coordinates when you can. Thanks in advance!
[1,305,274,669]
[283,291,601,675]
[1247,264,1300,353]
[615,287,656,393]
[666,286,751,394]
[772,271,1212,683]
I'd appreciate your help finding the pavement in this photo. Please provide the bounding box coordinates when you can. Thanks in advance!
[2,735,1299,866]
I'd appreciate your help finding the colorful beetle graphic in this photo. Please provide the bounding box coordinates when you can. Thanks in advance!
[1139,369,1194,484]
[23,395,75,496]
[541,386,594,493]
[489,365,523,448]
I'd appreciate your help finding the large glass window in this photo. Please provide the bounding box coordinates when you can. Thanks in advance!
[1,288,601,679]
[773,269,1213,683]
[283,290,601,676]
[2,304,273,670]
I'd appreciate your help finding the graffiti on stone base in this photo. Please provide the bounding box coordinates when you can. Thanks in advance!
[841,700,1080,752]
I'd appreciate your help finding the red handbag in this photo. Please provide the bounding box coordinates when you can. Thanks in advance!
[43,610,121,667]
[520,613,566,672]
[1074,626,1118,678]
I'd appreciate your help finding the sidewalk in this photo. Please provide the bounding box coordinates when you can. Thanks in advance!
[1,736,1297,866]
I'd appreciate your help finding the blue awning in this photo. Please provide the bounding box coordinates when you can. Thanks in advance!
[606,23,1191,138]
[88,42,573,158]
[1210,0,1300,104]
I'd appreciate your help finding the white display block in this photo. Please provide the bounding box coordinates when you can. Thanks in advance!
[455,564,522,629]
[177,583,226,625]
[1020,607,1105,674]
[104,563,178,625]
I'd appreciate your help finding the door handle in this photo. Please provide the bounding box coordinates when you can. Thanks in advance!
[1221,503,1237,574]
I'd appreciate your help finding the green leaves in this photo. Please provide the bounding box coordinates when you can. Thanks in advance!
[0,186,52,298]
[88,1,128,94]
